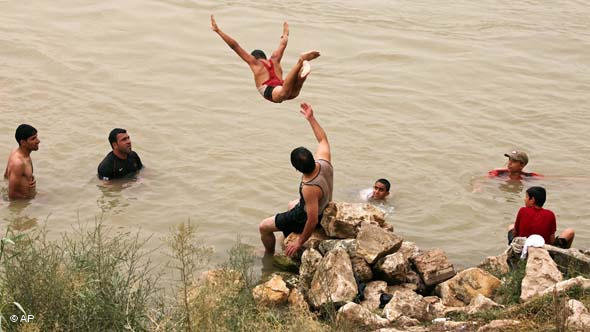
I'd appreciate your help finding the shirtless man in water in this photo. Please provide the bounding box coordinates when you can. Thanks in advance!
[211,15,320,103]
[4,124,40,199]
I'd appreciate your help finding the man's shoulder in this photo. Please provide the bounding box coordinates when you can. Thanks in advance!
[99,151,115,164]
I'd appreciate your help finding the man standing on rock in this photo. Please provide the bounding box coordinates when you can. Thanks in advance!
[259,102,333,256]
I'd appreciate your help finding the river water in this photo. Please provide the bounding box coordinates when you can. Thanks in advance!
[1,0,589,269]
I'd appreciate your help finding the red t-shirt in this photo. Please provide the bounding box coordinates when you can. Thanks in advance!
[488,169,543,178]
[514,206,556,244]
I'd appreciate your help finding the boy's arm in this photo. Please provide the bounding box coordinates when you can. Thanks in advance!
[7,160,25,199]
[299,103,330,162]
[270,22,289,62]
[211,15,257,66]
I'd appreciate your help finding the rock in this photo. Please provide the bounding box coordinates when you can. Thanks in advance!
[374,252,409,284]
[252,274,290,306]
[411,249,456,286]
[351,256,373,282]
[336,302,390,329]
[309,248,358,308]
[566,299,590,331]
[299,248,323,294]
[360,280,388,311]
[393,315,421,328]
[318,239,357,256]
[431,320,476,331]
[477,319,521,332]
[398,241,423,260]
[321,202,386,238]
[200,269,244,288]
[383,288,429,322]
[435,268,501,307]
[386,283,418,294]
[507,237,526,268]
[287,288,309,311]
[466,294,503,314]
[356,223,403,265]
[374,328,428,332]
[544,245,590,275]
[540,276,590,297]
[281,229,328,258]
[405,269,427,293]
[261,271,300,289]
[520,247,563,302]
[383,223,394,232]
[478,250,509,276]
[423,296,448,320]
[272,254,299,273]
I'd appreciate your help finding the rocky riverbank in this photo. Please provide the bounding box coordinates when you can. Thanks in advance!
[244,201,590,331]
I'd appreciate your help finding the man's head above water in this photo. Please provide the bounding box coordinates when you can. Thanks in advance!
[371,178,390,200]
[108,128,132,156]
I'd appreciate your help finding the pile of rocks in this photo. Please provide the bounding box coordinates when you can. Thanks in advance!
[252,202,516,330]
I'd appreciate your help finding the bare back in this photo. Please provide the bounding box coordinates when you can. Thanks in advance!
[5,148,36,199]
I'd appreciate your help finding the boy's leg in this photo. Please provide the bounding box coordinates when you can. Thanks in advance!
[558,228,575,248]
[259,216,279,255]
[272,51,319,102]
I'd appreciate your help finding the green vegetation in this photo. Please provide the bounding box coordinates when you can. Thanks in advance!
[2,219,590,332]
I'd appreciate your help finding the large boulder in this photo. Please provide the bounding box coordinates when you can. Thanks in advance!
[411,249,456,286]
[383,288,430,322]
[351,256,373,282]
[566,299,590,331]
[360,280,388,311]
[309,248,358,308]
[356,223,403,265]
[544,245,590,275]
[478,250,509,276]
[299,248,323,294]
[321,202,385,238]
[435,267,501,307]
[336,302,390,329]
[405,269,426,293]
[520,247,563,302]
[398,241,423,260]
[540,276,590,297]
[374,252,409,284]
[252,274,290,306]
[272,254,299,273]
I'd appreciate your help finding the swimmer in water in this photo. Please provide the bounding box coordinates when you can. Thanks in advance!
[4,124,39,200]
[488,150,542,181]
[211,15,320,103]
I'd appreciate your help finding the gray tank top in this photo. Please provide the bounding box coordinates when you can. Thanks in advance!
[301,159,333,212]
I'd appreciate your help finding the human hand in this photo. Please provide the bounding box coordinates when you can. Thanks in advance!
[285,240,302,257]
[299,102,314,120]
[210,15,219,32]
[282,21,289,38]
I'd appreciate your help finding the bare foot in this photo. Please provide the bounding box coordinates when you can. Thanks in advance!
[300,60,311,79]
[300,50,320,61]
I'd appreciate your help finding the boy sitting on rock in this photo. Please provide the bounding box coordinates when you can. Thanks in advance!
[507,186,575,249]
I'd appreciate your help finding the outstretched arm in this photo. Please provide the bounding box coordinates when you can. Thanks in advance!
[300,102,330,162]
[211,15,257,66]
[271,22,289,62]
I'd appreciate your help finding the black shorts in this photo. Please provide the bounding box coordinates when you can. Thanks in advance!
[275,202,322,237]
[507,229,569,249]
[264,85,275,101]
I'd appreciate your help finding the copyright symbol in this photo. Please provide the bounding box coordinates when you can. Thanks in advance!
[9,315,18,322]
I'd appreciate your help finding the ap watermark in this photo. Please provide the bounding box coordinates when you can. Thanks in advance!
[9,314,34,323]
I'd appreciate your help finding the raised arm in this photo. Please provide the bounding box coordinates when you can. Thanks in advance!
[211,15,257,66]
[270,22,289,62]
[300,102,330,162]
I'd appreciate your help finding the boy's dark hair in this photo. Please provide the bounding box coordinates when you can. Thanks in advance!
[290,147,315,174]
[527,186,546,207]
[15,124,37,145]
[251,49,267,60]
[108,128,127,148]
[376,178,391,192]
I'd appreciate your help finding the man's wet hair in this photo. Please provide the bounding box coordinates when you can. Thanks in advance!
[108,128,127,148]
[376,178,391,192]
[290,147,315,174]
[251,49,267,60]
[526,186,546,207]
[15,124,37,145]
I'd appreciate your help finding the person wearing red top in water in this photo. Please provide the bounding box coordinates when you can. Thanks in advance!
[507,186,575,249]
[211,15,320,103]
[488,150,542,180]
